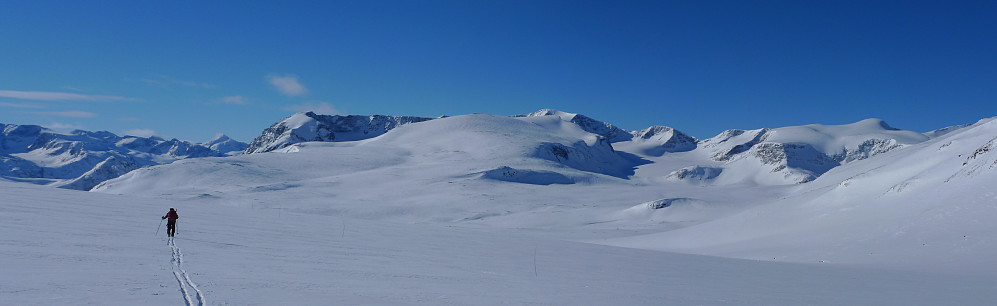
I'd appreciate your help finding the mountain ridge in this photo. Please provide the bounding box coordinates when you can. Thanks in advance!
[0,123,247,190]
[3,109,981,191]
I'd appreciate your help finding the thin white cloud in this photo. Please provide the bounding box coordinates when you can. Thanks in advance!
[123,129,157,138]
[46,122,85,131]
[0,102,46,109]
[283,101,341,115]
[31,110,98,118]
[267,74,308,96]
[0,90,136,102]
[137,76,215,89]
[219,95,248,105]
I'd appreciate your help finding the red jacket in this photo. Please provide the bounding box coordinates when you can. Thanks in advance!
[164,210,179,222]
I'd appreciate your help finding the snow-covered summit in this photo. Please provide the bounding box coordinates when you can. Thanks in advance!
[99,114,645,196]
[676,119,931,185]
[702,118,927,161]
[627,126,698,156]
[202,134,248,155]
[516,109,634,142]
[607,116,997,273]
[0,123,238,190]
[244,111,433,154]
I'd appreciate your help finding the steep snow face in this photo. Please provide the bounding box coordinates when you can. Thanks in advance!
[244,111,434,153]
[517,109,633,142]
[0,123,234,190]
[684,119,930,185]
[718,142,840,184]
[56,155,139,190]
[700,128,771,162]
[1,123,46,152]
[625,126,698,156]
[766,118,928,160]
[702,119,927,163]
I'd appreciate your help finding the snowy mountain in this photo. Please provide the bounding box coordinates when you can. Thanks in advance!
[627,126,698,156]
[515,108,634,142]
[0,123,244,190]
[96,113,644,197]
[668,118,931,184]
[91,111,997,274]
[202,134,249,156]
[9,110,997,304]
[605,116,997,273]
[98,109,944,193]
[244,111,434,153]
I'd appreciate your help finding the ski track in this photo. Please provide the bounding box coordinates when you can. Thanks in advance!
[169,237,205,306]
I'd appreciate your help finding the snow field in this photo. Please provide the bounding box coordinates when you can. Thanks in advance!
[5,181,997,305]
[10,113,997,304]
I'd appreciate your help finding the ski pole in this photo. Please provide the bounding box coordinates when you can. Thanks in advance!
[156,218,164,236]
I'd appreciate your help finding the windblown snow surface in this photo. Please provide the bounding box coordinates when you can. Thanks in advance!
[5,113,997,304]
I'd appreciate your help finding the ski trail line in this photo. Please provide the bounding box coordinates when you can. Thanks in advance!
[169,237,206,306]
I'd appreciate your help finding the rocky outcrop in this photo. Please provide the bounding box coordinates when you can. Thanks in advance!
[517,109,633,142]
[631,126,698,156]
[245,112,433,153]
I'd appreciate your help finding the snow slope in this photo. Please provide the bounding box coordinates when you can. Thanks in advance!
[667,119,930,185]
[93,111,997,273]
[96,114,642,195]
[7,181,997,305]
[604,117,997,275]
[8,110,997,304]
[516,109,634,142]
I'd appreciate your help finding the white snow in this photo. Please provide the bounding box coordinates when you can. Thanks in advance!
[602,117,997,275]
[6,180,997,305]
[5,113,997,304]
[761,118,928,157]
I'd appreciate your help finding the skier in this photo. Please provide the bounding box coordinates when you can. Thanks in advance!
[162,208,179,237]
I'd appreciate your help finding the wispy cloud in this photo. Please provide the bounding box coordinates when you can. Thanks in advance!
[123,129,157,137]
[267,74,308,96]
[283,101,341,115]
[0,102,46,109]
[0,90,136,102]
[46,122,85,131]
[31,110,98,118]
[218,95,248,105]
[136,75,216,89]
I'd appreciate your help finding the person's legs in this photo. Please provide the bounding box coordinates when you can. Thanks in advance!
[167,222,176,237]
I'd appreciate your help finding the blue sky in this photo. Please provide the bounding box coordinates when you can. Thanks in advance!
[1,1,995,142]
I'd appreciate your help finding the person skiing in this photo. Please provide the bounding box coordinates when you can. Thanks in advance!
[162,208,179,237]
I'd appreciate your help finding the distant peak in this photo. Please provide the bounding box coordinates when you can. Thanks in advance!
[205,134,236,145]
[852,118,897,131]
[520,109,577,119]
